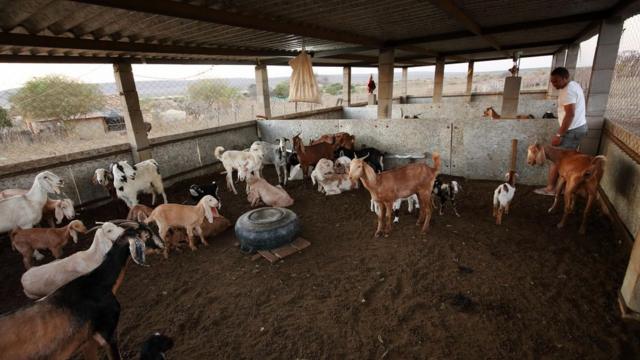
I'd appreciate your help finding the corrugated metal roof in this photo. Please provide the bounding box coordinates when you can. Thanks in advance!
[0,0,635,66]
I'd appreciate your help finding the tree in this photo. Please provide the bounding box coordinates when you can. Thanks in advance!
[323,83,343,96]
[272,81,289,98]
[10,75,105,122]
[0,107,11,128]
[186,79,240,120]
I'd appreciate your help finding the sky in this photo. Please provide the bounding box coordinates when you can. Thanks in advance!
[0,15,637,92]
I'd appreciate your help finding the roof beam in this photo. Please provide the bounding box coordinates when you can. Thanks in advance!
[442,38,573,57]
[427,0,501,50]
[387,10,611,48]
[69,0,382,47]
[573,0,637,43]
[0,33,299,57]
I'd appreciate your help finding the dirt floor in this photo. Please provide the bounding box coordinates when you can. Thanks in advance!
[1,168,640,359]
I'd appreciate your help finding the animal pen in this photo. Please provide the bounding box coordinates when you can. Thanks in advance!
[1,0,640,358]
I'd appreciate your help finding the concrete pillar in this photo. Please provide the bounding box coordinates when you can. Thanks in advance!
[547,49,567,98]
[565,43,580,80]
[113,63,151,163]
[401,66,408,102]
[433,57,445,103]
[377,47,395,119]
[342,66,351,106]
[583,17,623,155]
[621,232,640,316]
[465,60,474,102]
[501,76,522,117]
[255,64,271,119]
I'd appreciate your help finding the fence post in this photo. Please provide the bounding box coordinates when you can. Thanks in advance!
[113,62,151,163]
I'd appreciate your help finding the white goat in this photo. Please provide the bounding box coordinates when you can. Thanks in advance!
[310,158,335,192]
[312,171,357,196]
[0,171,64,261]
[21,222,124,299]
[215,146,263,195]
[334,156,352,174]
[250,138,289,185]
[111,159,167,208]
[0,189,75,227]
[493,171,517,225]
[371,195,420,223]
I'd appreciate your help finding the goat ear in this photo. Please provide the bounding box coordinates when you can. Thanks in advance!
[70,229,79,243]
[203,202,214,223]
[128,237,147,266]
[55,205,64,224]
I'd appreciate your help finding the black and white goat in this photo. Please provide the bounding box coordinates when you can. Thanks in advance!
[0,221,162,360]
[335,146,385,173]
[111,159,168,208]
[371,195,420,224]
[432,177,462,217]
[189,181,220,205]
[250,138,289,185]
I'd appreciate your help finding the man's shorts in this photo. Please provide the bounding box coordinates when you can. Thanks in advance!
[559,124,588,150]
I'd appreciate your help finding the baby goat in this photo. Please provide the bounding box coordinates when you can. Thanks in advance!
[0,222,157,360]
[432,178,462,217]
[11,219,87,269]
[493,171,517,225]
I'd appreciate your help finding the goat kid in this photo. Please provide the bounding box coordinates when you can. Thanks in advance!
[215,146,263,195]
[371,195,420,224]
[432,178,462,217]
[0,222,158,360]
[11,220,87,269]
[493,171,517,225]
[111,159,167,208]
[145,195,219,258]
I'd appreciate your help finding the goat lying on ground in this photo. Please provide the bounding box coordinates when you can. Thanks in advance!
[334,156,352,174]
[0,188,75,227]
[336,146,385,173]
[165,216,231,250]
[310,158,335,191]
[0,222,159,360]
[93,168,129,217]
[493,171,517,225]
[11,220,87,269]
[140,333,174,360]
[433,178,462,217]
[246,174,294,207]
[527,143,607,234]
[145,195,219,258]
[483,106,534,119]
[351,153,440,237]
[310,132,356,150]
[215,146,263,194]
[292,134,335,179]
[111,159,168,208]
[250,138,290,185]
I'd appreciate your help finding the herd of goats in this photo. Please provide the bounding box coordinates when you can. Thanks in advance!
[0,128,608,359]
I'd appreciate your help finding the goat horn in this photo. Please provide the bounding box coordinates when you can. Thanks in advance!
[86,225,102,233]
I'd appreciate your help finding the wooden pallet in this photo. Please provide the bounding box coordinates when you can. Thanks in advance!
[251,237,311,263]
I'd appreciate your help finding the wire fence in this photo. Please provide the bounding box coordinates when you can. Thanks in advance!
[605,14,640,137]
[574,35,598,94]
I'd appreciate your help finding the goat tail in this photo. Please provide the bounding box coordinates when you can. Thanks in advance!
[431,152,441,173]
[214,146,225,160]
[583,155,607,179]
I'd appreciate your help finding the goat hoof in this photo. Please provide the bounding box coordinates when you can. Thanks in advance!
[374,232,382,238]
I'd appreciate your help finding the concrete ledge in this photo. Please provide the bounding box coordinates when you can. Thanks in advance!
[269,106,343,120]
[149,120,257,147]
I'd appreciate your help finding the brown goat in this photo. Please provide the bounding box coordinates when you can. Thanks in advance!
[10,220,87,269]
[292,133,335,179]
[310,132,356,151]
[527,143,607,234]
[127,204,154,223]
[350,152,441,237]
[483,107,534,119]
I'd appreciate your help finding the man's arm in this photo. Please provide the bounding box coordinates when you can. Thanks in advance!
[558,103,575,136]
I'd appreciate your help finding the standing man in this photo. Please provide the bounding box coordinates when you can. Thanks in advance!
[534,67,588,196]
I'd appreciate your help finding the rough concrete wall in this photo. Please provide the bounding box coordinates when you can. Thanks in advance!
[599,137,640,236]
[343,105,402,119]
[406,92,548,104]
[258,116,557,184]
[0,122,259,208]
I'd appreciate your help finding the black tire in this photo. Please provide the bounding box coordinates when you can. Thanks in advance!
[234,207,300,253]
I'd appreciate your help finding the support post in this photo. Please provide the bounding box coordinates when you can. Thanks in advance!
[433,57,445,103]
[621,231,640,319]
[401,66,408,103]
[502,76,522,117]
[342,66,351,106]
[113,62,151,163]
[565,43,580,80]
[377,47,395,119]
[583,17,623,155]
[465,60,474,102]
[255,64,271,119]
[547,49,567,98]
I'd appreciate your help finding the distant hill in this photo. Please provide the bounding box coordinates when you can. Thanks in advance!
[0,68,548,108]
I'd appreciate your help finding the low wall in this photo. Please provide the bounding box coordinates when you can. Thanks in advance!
[600,120,640,237]
[405,91,548,104]
[258,116,557,185]
[0,121,258,208]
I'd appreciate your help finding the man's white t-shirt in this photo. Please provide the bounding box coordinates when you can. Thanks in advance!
[557,81,587,130]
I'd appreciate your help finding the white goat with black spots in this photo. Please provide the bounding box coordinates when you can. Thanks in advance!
[111,159,167,208]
